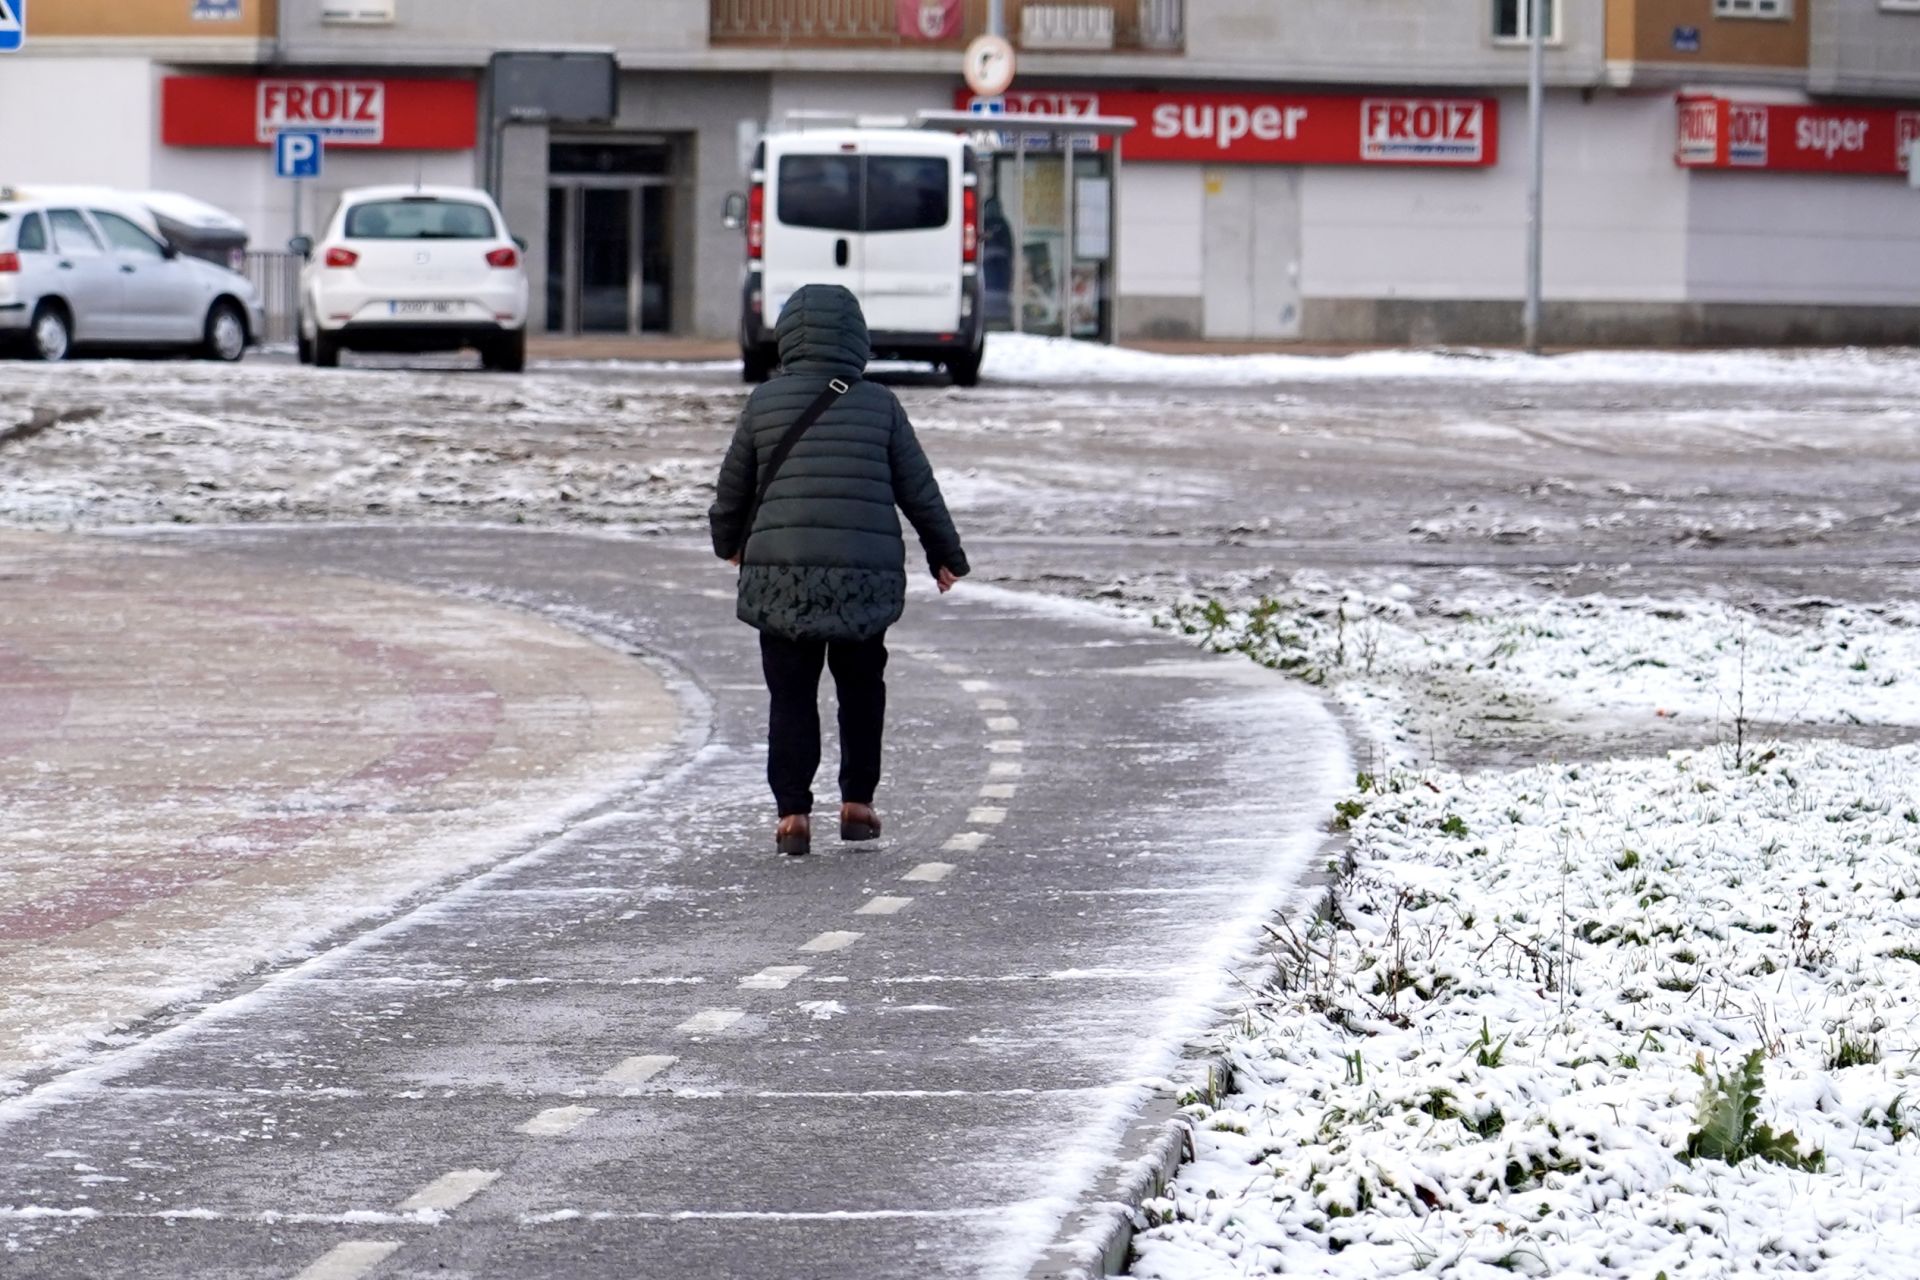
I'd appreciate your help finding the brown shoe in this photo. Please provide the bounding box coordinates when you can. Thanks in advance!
[776,814,811,856]
[839,803,881,842]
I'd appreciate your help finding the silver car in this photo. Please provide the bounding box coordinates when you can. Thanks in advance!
[0,196,266,362]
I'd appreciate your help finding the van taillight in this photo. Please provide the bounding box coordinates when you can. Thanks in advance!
[962,187,978,263]
[747,184,765,262]
[324,247,359,268]
[0,252,18,274]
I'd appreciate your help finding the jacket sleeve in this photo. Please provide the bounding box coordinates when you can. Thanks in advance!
[888,399,970,579]
[708,403,757,560]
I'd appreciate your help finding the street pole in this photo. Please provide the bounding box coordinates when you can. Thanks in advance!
[988,0,1004,36]
[1523,0,1546,354]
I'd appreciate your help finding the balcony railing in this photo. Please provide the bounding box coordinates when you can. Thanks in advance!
[709,0,1183,53]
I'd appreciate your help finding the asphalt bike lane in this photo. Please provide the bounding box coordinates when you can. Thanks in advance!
[0,528,1349,1279]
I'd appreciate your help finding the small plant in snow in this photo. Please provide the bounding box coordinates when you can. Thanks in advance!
[1682,1049,1824,1172]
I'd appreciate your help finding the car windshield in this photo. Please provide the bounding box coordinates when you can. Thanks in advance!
[344,198,495,240]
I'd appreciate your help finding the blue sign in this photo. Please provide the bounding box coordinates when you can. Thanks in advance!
[1673,25,1701,53]
[274,130,323,180]
[192,0,241,18]
[0,0,25,54]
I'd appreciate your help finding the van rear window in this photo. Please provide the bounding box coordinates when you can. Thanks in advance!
[777,155,950,234]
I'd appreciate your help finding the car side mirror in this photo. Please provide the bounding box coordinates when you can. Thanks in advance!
[160,240,180,260]
[721,192,746,231]
[288,235,314,258]
[513,235,529,252]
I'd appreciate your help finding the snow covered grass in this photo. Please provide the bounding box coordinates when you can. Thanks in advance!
[1133,584,1920,1278]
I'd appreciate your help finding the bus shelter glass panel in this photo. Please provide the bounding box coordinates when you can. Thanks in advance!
[981,141,1116,341]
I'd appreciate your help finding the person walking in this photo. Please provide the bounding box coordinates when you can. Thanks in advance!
[709,284,970,856]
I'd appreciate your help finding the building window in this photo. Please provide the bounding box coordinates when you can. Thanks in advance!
[1713,0,1791,19]
[1493,0,1559,44]
[1879,0,1920,12]
[322,0,396,24]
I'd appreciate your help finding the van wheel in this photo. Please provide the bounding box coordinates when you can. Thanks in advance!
[947,344,983,388]
[201,301,248,362]
[314,332,341,368]
[741,346,774,383]
[29,303,72,362]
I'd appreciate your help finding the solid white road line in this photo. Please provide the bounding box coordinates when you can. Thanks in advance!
[518,1105,598,1137]
[902,862,954,883]
[799,930,863,953]
[943,831,990,853]
[986,717,1021,732]
[978,783,1018,800]
[398,1169,499,1214]
[293,1241,401,1280]
[988,740,1025,754]
[855,896,913,916]
[740,965,811,990]
[966,807,1007,825]
[976,697,1009,712]
[676,1009,745,1035]
[960,680,992,693]
[601,1054,677,1088]
[989,761,1024,778]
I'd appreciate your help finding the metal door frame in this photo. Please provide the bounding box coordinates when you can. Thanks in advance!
[546,173,674,336]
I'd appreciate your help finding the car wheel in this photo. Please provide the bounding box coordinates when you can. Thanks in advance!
[296,328,313,365]
[29,303,72,363]
[481,330,526,374]
[313,331,341,369]
[201,301,248,363]
[947,343,983,388]
[741,345,774,383]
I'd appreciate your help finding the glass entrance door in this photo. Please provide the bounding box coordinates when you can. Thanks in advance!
[544,140,675,336]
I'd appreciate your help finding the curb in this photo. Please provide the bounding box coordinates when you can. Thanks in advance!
[1026,831,1355,1279]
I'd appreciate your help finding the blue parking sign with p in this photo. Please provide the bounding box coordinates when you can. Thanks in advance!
[275,131,323,180]
[0,0,26,53]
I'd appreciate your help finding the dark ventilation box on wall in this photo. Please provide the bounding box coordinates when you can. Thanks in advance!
[488,51,618,125]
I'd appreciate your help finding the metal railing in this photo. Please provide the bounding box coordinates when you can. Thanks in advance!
[244,250,302,346]
[709,0,1182,51]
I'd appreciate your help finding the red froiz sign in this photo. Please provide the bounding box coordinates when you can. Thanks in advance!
[958,89,1498,166]
[257,80,384,144]
[1677,95,1920,175]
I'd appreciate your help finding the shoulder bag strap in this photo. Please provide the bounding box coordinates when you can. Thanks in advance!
[740,376,853,555]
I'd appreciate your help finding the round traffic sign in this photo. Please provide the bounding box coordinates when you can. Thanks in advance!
[963,34,1016,98]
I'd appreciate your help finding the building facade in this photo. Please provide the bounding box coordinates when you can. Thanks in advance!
[4,0,1919,344]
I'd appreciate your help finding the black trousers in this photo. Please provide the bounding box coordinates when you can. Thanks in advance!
[760,631,888,817]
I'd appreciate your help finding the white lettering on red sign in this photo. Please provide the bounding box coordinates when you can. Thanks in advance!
[1677,100,1719,165]
[1360,99,1485,162]
[1728,104,1768,166]
[1152,102,1309,149]
[257,80,385,144]
[1794,115,1870,160]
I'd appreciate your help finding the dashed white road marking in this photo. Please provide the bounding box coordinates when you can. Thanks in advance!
[740,965,811,990]
[985,716,1020,733]
[989,761,1024,778]
[943,831,990,853]
[976,697,1009,712]
[960,679,992,693]
[988,740,1025,754]
[966,807,1007,825]
[903,862,955,883]
[398,1169,499,1214]
[855,896,913,916]
[602,1054,677,1088]
[799,930,863,953]
[293,1242,401,1280]
[518,1105,598,1137]
[677,1009,745,1035]
[978,783,1017,800]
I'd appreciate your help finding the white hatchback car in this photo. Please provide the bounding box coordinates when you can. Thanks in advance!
[294,185,529,371]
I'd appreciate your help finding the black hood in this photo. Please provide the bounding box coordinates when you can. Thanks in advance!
[775,284,870,377]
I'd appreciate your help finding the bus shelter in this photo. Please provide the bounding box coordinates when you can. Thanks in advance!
[917,109,1136,344]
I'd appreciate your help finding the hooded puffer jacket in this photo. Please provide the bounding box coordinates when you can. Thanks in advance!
[709,284,969,643]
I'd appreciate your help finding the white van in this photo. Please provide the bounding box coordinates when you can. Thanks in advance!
[728,126,984,385]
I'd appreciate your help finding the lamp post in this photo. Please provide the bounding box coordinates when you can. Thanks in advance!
[1523,0,1546,354]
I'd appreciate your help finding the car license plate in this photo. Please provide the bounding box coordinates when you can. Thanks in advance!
[389,300,460,316]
